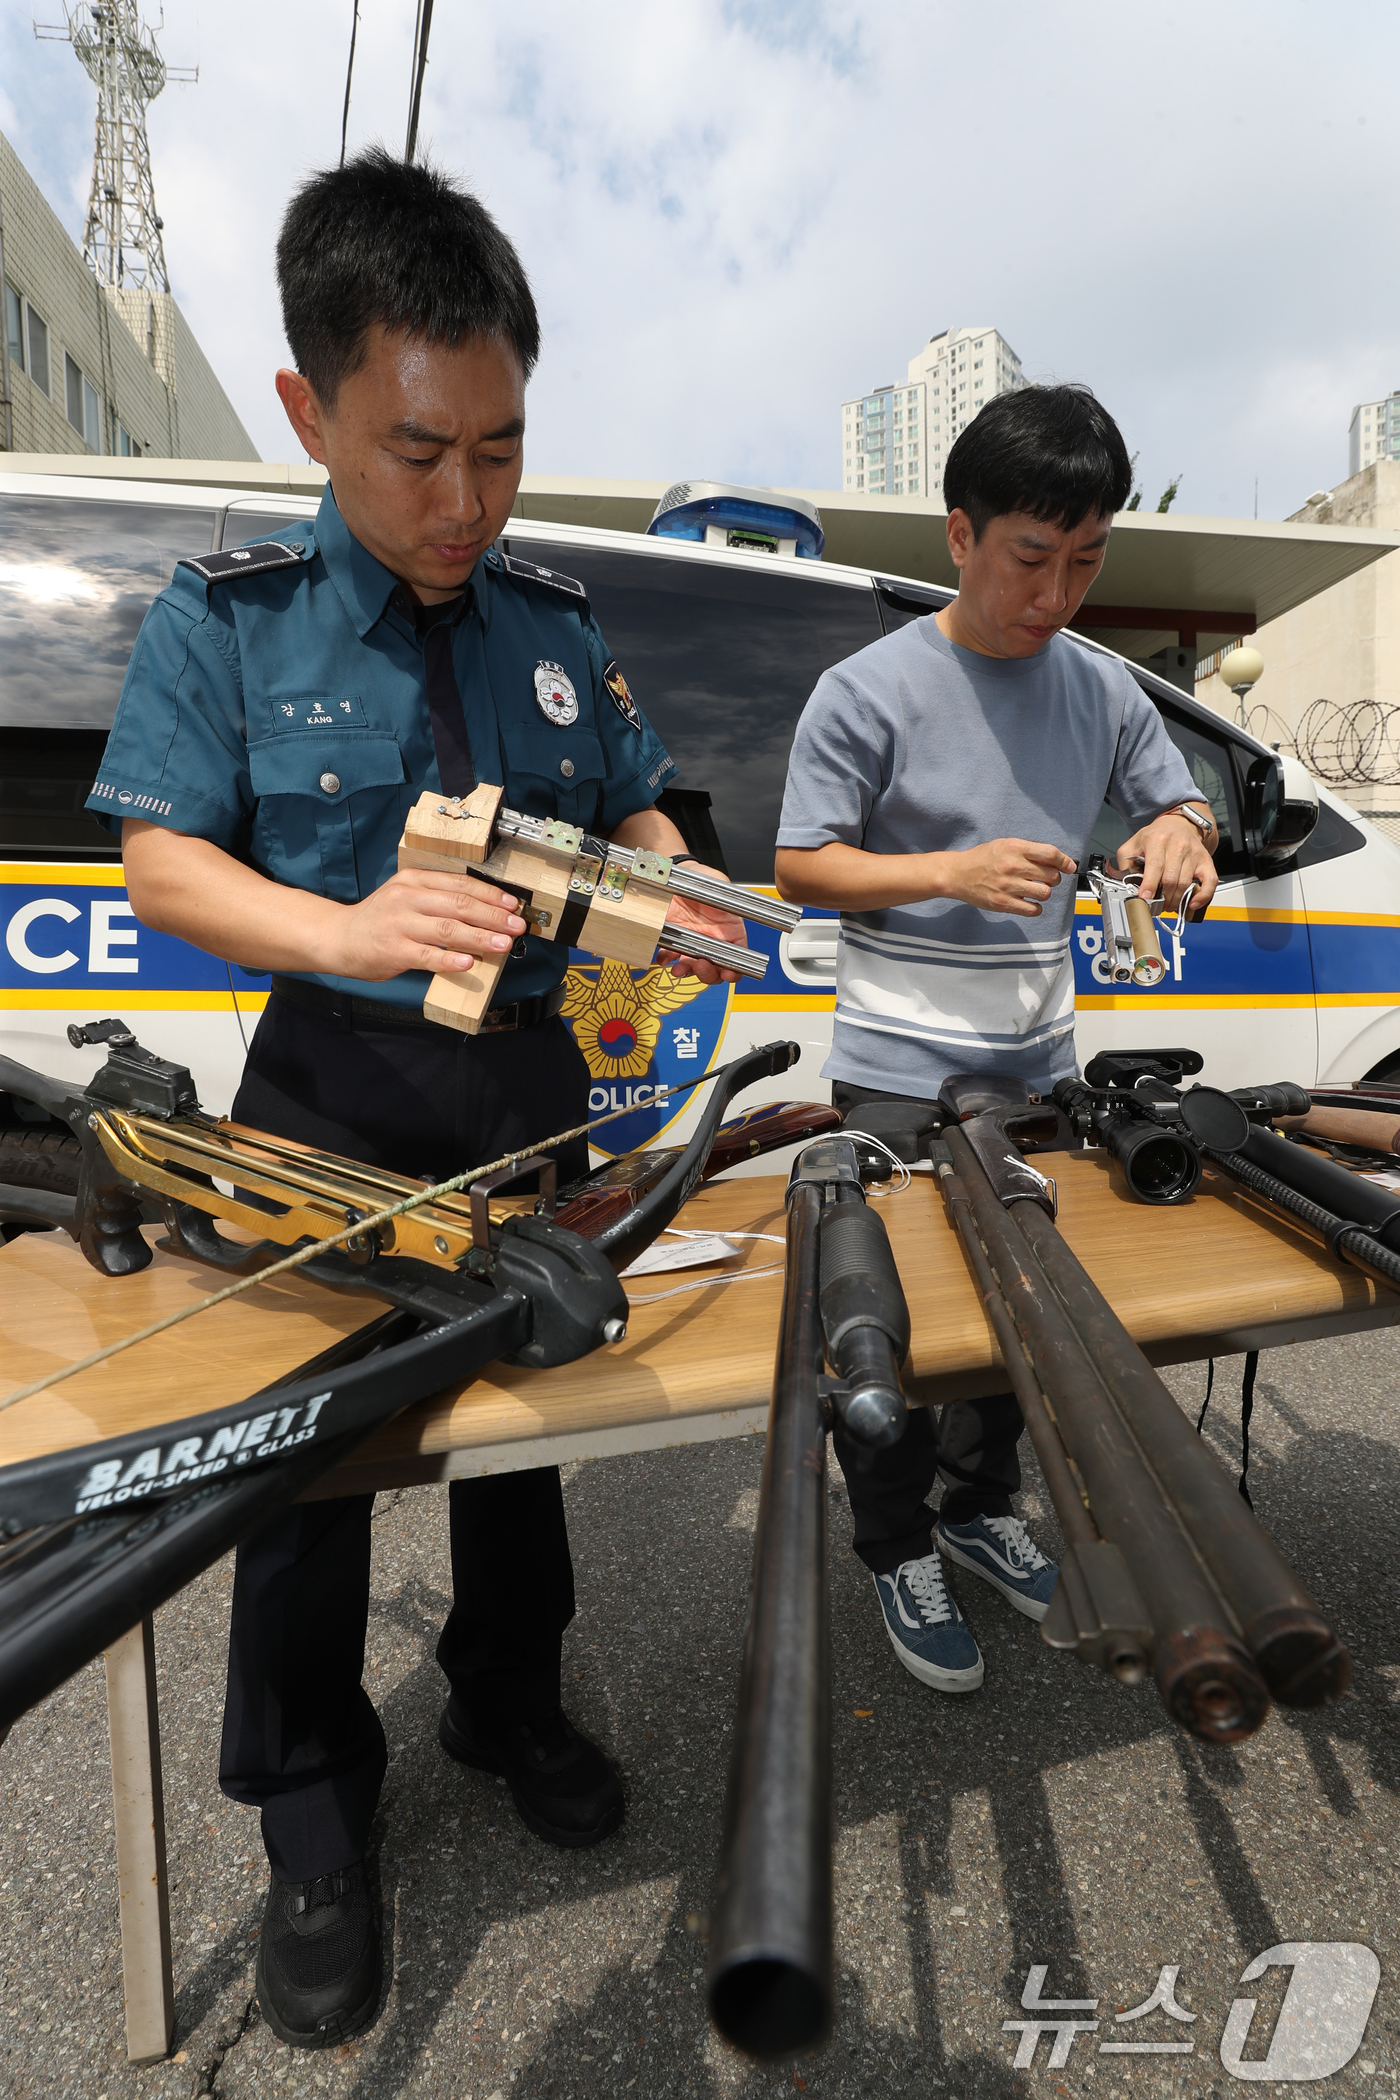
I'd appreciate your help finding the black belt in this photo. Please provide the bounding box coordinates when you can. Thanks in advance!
[269,975,568,1034]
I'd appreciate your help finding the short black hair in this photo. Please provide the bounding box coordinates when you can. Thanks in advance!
[276,146,540,407]
[943,385,1132,537]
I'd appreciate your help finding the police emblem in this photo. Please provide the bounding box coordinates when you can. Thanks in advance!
[562,959,734,1156]
[533,661,578,726]
[603,659,642,734]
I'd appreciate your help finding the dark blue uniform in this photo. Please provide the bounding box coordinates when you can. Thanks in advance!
[88,488,676,1881]
[89,484,675,1007]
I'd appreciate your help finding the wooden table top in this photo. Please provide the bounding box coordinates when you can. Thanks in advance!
[2,1156,1396,1486]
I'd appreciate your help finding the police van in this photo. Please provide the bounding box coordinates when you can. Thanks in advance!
[1,466,1396,1205]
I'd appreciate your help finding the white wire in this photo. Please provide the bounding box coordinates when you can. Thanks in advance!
[1169,882,1198,943]
[844,1130,913,1195]
[625,1263,786,1306]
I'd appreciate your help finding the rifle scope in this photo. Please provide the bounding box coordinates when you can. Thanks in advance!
[1228,1080,1313,1120]
[1053,1081,1202,1205]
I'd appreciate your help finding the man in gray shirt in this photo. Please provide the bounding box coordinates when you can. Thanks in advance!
[775,385,1217,1695]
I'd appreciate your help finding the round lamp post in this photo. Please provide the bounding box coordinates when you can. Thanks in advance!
[1219,645,1265,726]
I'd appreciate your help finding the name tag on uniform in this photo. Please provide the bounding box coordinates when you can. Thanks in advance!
[267,695,368,732]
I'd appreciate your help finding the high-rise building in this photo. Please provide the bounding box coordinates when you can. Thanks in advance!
[1349,393,1400,478]
[841,324,1025,499]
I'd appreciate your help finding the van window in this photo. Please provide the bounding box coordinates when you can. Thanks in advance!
[875,578,949,633]
[221,509,316,549]
[506,543,882,880]
[1158,703,1249,879]
[1295,799,1365,869]
[1080,696,1250,884]
[0,496,217,730]
[0,726,119,858]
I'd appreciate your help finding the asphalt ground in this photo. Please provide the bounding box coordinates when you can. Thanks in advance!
[1,1331,1397,2100]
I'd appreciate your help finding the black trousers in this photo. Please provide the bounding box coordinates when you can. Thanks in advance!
[217,995,591,1883]
[831,1078,1025,1575]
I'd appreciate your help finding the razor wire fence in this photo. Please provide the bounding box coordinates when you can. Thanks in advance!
[1292,699,1400,786]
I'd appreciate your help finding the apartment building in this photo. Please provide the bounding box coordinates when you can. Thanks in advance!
[1349,392,1400,479]
[841,324,1025,498]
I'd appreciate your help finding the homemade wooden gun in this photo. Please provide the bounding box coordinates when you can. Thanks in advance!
[398,784,802,1032]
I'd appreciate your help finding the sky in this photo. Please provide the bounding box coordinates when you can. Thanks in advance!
[2,0,1397,522]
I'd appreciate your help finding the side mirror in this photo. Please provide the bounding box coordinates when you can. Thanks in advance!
[1244,752,1318,865]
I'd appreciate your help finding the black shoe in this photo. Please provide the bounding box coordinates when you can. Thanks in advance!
[254,1862,381,2049]
[439,1699,625,1847]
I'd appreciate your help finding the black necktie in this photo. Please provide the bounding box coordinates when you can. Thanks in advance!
[421,607,476,797]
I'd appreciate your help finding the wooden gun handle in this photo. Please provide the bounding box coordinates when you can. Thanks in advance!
[421,953,509,1034]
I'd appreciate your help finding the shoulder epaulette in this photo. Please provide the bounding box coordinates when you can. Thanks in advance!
[177,541,309,585]
[498,552,588,605]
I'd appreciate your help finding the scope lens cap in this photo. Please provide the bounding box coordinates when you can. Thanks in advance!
[1178,1085,1251,1152]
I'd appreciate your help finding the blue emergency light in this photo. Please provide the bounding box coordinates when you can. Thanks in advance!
[647,482,825,561]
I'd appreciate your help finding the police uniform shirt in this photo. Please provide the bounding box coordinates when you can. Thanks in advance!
[86,486,677,1008]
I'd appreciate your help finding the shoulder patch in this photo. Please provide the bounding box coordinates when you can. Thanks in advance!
[177,542,308,585]
[603,659,643,734]
[499,552,589,605]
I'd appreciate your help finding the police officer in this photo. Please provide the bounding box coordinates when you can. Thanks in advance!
[88,147,743,2049]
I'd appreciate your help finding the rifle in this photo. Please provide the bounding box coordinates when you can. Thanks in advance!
[707,1135,912,2058]
[0,1026,804,1731]
[1058,1049,1400,1300]
[399,784,801,1030]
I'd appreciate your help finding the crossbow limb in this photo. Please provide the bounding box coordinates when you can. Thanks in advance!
[0,1024,808,1728]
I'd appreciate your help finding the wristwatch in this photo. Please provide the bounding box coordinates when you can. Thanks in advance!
[1171,802,1214,840]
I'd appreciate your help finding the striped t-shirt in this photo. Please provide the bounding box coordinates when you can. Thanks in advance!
[776,615,1198,1098]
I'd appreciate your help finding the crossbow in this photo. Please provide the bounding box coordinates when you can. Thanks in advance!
[0,1022,835,1729]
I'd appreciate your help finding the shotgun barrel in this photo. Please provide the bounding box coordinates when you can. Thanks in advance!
[938,1120,1270,1743]
[932,1076,1350,1730]
[707,1150,833,2058]
[1010,1194,1349,1708]
[708,1136,914,2056]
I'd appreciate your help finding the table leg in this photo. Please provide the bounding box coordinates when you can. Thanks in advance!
[104,1617,175,2063]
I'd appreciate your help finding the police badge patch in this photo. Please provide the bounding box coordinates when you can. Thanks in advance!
[533,661,579,726]
[603,659,642,733]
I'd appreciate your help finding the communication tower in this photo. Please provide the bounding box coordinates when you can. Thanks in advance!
[35,2,196,293]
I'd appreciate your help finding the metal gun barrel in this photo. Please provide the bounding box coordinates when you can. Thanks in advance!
[940,1122,1270,1743]
[708,1173,832,2058]
[662,863,801,932]
[494,804,801,931]
[1202,1143,1400,1299]
[1012,1199,1350,1709]
[655,925,768,978]
[932,1156,1152,1686]
[1240,1123,1400,1249]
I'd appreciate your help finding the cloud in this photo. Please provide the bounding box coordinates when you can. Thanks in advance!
[3,0,1397,520]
